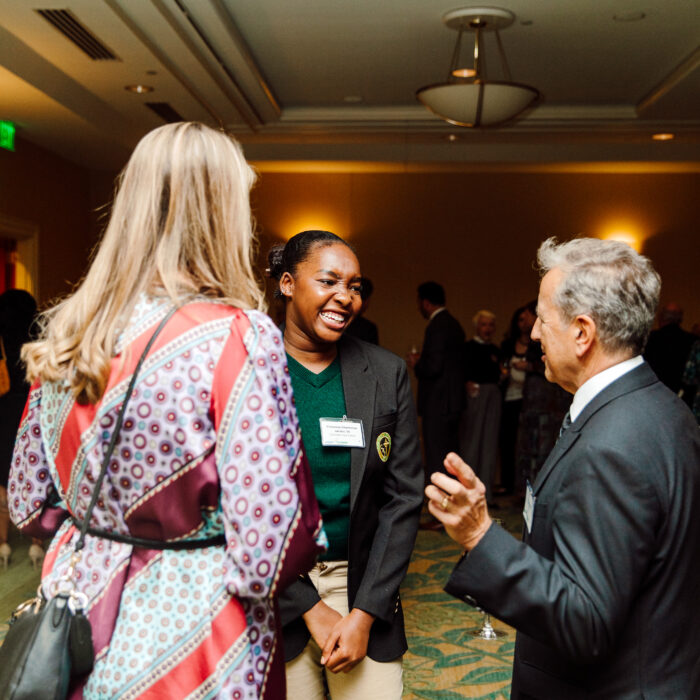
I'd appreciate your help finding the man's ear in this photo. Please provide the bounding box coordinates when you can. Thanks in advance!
[573,315,596,357]
[279,271,294,298]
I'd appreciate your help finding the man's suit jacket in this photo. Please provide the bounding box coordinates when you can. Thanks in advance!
[414,309,465,417]
[278,334,423,662]
[445,363,700,698]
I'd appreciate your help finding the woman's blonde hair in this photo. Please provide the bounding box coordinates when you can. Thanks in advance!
[23,122,265,404]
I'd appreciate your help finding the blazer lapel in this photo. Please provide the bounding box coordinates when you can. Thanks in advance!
[338,337,376,511]
[533,362,658,495]
[533,429,580,495]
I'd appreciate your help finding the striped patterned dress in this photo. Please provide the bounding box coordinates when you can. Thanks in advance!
[9,297,325,699]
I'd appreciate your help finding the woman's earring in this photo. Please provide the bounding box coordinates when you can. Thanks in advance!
[279,274,293,298]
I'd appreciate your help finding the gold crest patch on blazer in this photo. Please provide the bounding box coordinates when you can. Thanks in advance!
[376,432,391,462]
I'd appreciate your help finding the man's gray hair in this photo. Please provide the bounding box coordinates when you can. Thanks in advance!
[472,309,496,326]
[537,237,660,354]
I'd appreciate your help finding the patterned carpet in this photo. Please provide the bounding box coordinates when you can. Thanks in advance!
[1,498,524,699]
[0,528,42,646]
[401,500,522,700]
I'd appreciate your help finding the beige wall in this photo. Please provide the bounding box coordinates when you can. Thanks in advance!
[1,141,697,354]
[0,136,95,304]
[252,170,700,358]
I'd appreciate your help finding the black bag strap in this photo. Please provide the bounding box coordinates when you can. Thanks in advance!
[74,307,177,553]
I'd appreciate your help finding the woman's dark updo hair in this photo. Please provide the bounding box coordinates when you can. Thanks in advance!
[267,230,352,298]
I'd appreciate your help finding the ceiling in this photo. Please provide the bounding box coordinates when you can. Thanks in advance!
[1,0,699,172]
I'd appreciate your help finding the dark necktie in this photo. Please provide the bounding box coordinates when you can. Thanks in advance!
[558,410,572,439]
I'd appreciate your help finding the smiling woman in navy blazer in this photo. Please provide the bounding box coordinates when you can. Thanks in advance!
[268,230,423,700]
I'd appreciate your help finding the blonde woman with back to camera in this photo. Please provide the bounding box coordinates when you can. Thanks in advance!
[7,122,324,699]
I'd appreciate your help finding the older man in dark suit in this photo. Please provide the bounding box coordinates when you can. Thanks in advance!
[426,238,700,699]
[407,281,465,484]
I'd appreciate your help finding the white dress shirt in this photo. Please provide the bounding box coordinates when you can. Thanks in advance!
[429,307,446,322]
[570,355,644,422]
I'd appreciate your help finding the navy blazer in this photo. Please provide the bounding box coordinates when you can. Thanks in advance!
[445,363,700,698]
[278,334,423,662]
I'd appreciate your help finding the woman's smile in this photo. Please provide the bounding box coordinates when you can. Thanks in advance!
[319,309,349,329]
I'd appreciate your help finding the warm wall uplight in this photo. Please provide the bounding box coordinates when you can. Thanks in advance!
[596,215,650,252]
[601,230,643,252]
[278,213,348,241]
[652,133,674,141]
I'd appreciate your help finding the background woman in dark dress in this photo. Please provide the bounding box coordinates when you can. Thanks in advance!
[458,310,502,505]
[498,304,535,495]
[0,288,37,568]
[516,301,571,491]
[269,230,422,700]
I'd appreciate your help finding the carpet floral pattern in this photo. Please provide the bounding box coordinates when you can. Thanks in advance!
[401,511,523,699]
[0,528,42,646]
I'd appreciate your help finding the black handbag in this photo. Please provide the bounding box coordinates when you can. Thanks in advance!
[0,308,176,700]
[0,594,93,700]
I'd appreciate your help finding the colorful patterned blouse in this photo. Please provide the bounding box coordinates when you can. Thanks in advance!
[9,297,325,699]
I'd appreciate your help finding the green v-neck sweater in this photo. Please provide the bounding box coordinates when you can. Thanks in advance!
[286,353,350,561]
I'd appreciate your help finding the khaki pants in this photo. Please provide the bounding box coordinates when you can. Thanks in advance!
[285,561,403,700]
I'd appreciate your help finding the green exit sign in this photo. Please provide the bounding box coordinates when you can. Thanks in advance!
[0,121,16,151]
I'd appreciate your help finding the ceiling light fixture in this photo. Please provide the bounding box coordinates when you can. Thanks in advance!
[125,84,154,94]
[652,133,674,141]
[416,7,539,127]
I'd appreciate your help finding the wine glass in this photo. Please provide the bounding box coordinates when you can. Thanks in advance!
[471,608,506,640]
[471,518,507,640]
[407,343,419,369]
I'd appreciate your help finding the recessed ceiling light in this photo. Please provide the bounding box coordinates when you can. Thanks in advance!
[125,84,154,94]
[613,11,646,22]
[446,134,458,142]
[343,95,363,103]
[652,133,674,141]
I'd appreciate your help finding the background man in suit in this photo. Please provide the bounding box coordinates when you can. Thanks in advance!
[644,301,695,393]
[407,281,465,484]
[346,276,379,344]
[426,238,700,699]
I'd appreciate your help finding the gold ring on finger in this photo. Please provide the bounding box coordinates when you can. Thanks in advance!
[441,496,449,511]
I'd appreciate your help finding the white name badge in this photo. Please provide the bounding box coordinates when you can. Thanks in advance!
[523,481,536,534]
[319,416,365,448]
